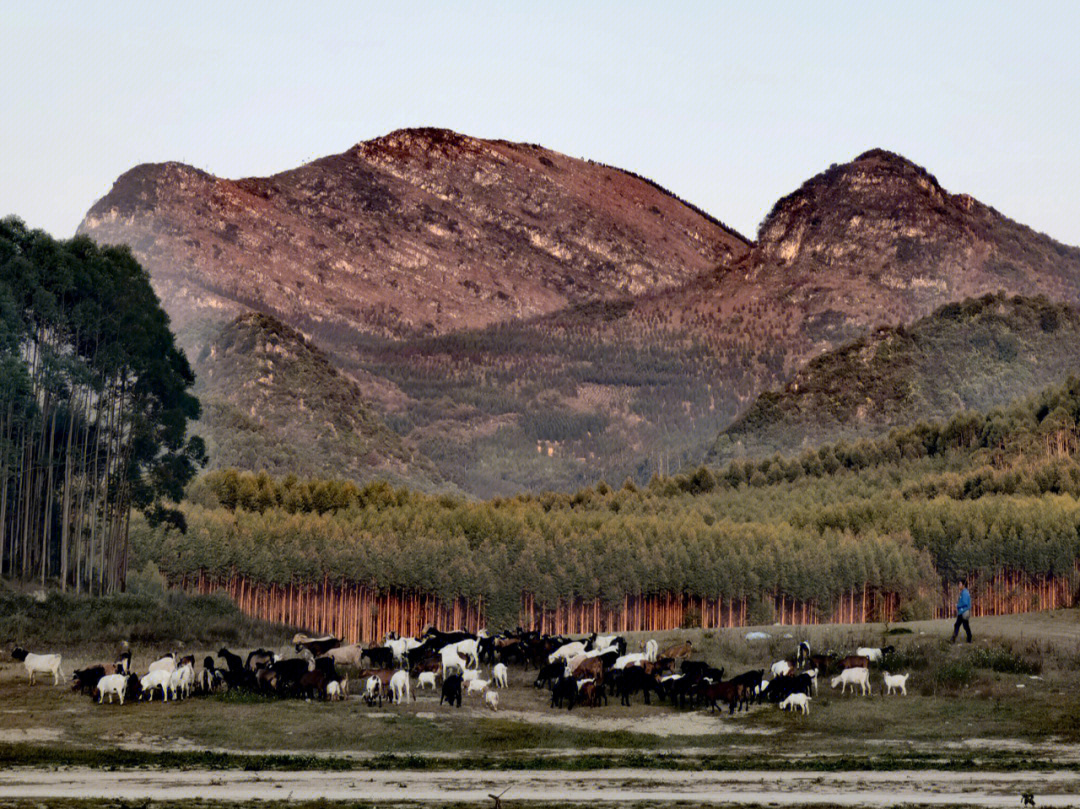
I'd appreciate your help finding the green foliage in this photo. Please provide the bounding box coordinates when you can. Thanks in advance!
[713,294,1080,463]
[0,216,203,592]
[0,586,287,647]
[130,374,1080,621]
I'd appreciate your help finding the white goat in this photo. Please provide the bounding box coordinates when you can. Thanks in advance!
[364,675,382,704]
[856,647,884,663]
[452,638,480,669]
[548,641,586,665]
[96,673,128,704]
[831,666,871,696]
[779,692,810,714]
[883,671,910,696]
[390,669,412,704]
[148,653,176,674]
[484,690,499,712]
[326,678,347,701]
[466,678,490,696]
[440,646,469,677]
[756,678,771,696]
[417,671,438,691]
[140,669,173,701]
[770,659,792,677]
[169,663,194,700]
[643,639,658,662]
[805,668,819,694]
[613,652,647,670]
[10,649,63,685]
[492,663,508,688]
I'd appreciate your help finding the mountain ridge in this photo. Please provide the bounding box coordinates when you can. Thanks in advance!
[77,135,1080,494]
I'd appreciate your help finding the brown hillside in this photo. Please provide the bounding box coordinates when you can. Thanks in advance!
[79,128,750,349]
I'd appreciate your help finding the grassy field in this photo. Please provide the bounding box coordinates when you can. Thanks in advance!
[3,605,1080,772]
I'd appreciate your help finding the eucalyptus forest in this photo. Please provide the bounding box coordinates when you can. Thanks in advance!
[0,217,204,594]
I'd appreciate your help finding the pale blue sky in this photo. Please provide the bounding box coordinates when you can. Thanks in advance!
[3,2,1080,244]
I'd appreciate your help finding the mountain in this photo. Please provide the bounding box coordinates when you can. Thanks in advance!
[78,127,750,350]
[709,294,1080,462]
[79,137,1080,495]
[193,311,442,489]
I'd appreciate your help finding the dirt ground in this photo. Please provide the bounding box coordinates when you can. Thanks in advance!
[2,611,1080,805]
[3,766,1080,806]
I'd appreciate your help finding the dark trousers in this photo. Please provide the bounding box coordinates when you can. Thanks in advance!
[952,613,972,642]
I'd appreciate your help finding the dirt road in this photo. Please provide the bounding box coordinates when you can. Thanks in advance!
[2,767,1079,806]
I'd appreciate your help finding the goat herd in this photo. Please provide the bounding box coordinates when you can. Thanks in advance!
[9,630,911,719]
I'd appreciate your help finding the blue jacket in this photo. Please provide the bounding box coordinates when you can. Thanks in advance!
[956,587,971,616]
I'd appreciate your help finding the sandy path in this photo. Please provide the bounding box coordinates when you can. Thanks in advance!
[2,767,1080,806]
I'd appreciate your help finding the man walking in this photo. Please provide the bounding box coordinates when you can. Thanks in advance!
[951,578,973,643]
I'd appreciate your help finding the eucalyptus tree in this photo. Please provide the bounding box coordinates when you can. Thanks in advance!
[0,217,204,591]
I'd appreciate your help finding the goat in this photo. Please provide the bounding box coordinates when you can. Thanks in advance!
[770,659,792,678]
[462,667,479,684]
[699,680,745,714]
[484,690,499,712]
[883,671,910,696]
[440,673,463,707]
[95,673,129,705]
[410,655,441,679]
[326,678,346,701]
[72,665,108,695]
[322,643,364,669]
[362,646,395,670]
[417,671,438,690]
[796,640,811,666]
[300,669,330,700]
[169,663,195,700]
[492,662,508,688]
[642,639,658,662]
[218,647,245,673]
[579,678,607,707]
[550,675,579,710]
[440,646,469,677]
[730,669,764,702]
[466,678,490,696]
[779,692,810,714]
[766,673,814,703]
[11,648,63,685]
[452,638,481,669]
[839,655,870,670]
[140,669,172,701]
[363,674,383,706]
[148,653,176,674]
[856,647,884,663]
[805,668,819,694]
[270,657,314,695]
[659,640,693,660]
[245,649,277,671]
[198,656,225,693]
[613,666,664,706]
[548,641,586,665]
[390,669,412,704]
[613,652,647,670]
[293,633,341,657]
[831,666,871,696]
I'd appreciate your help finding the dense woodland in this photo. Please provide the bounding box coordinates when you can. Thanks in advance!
[712,294,1080,462]
[134,376,1080,631]
[0,218,203,593]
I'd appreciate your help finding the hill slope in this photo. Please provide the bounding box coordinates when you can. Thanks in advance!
[78,139,1080,494]
[194,312,442,489]
[78,127,750,347]
[710,294,1080,462]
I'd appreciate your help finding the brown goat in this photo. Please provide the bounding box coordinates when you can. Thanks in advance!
[839,655,870,670]
[660,640,693,660]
